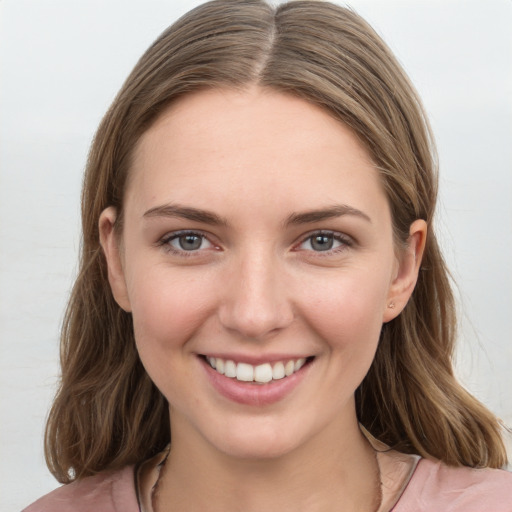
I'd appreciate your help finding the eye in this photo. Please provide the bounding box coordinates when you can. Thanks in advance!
[297,231,352,253]
[161,231,214,253]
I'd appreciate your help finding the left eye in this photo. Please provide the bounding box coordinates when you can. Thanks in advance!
[299,232,348,252]
[166,232,213,252]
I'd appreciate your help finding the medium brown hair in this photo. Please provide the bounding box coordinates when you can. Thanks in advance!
[45,0,507,483]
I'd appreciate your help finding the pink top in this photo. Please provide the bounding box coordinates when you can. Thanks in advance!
[393,459,512,511]
[23,455,512,512]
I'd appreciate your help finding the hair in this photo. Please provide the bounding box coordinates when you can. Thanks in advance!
[45,0,507,483]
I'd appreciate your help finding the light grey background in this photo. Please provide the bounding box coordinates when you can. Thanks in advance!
[1,0,511,510]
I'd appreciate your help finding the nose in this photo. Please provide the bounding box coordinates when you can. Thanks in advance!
[218,251,294,340]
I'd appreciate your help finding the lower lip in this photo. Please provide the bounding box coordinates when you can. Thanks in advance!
[201,357,312,406]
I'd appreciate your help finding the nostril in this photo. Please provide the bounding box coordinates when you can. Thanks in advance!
[218,301,294,340]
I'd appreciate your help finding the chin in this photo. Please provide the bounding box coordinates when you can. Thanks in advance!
[216,434,300,461]
[199,415,315,461]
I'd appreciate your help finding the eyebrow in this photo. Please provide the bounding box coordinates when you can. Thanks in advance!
[285,205,371,225]
[143,203,371,226]
[143,204,228,226]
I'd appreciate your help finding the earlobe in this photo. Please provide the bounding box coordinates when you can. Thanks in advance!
[383,219,427,323]
[98,207,132,312]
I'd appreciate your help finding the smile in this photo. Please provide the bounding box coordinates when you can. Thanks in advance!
[205,356,308,384]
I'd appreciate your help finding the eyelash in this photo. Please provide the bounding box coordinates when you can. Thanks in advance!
[158,229,353,257]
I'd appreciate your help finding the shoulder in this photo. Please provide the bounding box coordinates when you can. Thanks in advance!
[22,465,139,512]
[395,458,512,512]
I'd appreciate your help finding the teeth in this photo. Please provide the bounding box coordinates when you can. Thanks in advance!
[254,363,273,383]
[294,358,306,371]
[237,363,254,382]
[206,356,309,383]
[272,362,285,380]
[285,360,295,376]
[224,360,236,378]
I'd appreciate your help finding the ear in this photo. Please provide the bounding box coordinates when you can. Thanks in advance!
[98,207,132,312]
[383,219,427,323]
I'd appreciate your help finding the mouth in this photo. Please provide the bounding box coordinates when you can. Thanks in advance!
[202,355,313,384]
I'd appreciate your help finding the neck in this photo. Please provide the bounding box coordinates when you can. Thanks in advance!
[155,413,381,512]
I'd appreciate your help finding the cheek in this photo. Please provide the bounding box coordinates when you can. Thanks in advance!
[298,270,389,346]
[126,268,214,355]
[292,271,389,413]
[125,269,218,403]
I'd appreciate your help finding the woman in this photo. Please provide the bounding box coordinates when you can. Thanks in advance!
[24,1,512,511]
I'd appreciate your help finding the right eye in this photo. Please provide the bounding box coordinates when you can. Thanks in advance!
[160,231,215,255]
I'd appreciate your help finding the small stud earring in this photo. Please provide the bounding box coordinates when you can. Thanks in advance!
[388,302,395,309]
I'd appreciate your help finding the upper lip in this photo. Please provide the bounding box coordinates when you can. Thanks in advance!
[199,353,313,365]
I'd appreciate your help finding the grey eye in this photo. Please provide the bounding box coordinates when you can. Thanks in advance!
[168,233,212,251]
[310,234,334,251]
[298,232,348,253]
[178,234,203,250]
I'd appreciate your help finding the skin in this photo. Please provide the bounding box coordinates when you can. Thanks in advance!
[100,86,426,512]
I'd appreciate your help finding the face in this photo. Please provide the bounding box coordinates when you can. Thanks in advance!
[101,87,425,460]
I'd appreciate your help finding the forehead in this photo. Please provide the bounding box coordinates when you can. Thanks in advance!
[126,87,388,223]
